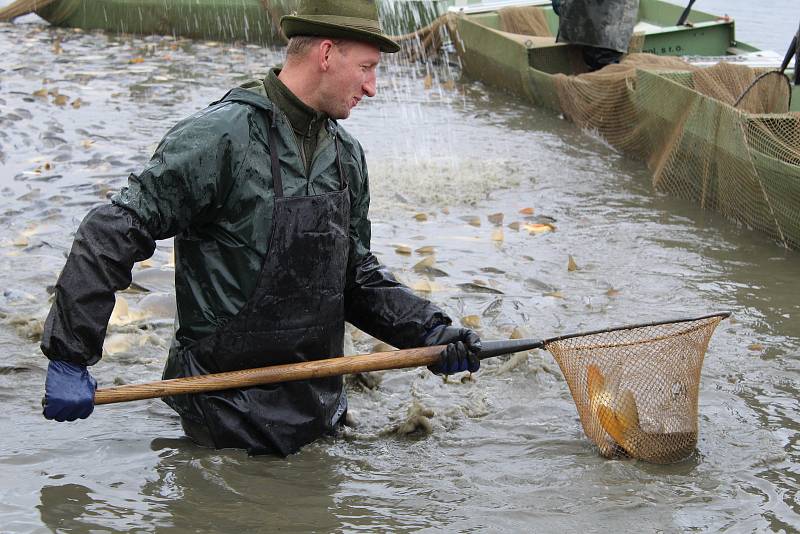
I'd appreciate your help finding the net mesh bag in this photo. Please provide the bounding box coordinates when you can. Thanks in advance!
[390,15,453,62]
[462,5,799,250]
[550,53,799,249]
[498,6,552,37]
[0,0,60,22]
[545,314,727,463]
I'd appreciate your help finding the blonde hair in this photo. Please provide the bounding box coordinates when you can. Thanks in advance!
[286,36,320,57]
[286,36,351,58]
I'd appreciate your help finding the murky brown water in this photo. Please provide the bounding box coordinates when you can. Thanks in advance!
[1,2,799,532]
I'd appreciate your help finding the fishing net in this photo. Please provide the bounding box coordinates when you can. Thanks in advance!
[0,0,58,21]
[498,5,551,37]
[545,313,727,464]
[390,15,452,62]
[475,4,800,249]
[553,56,799,250]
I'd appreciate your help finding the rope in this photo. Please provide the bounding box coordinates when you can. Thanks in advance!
[0,0,58,22]
[732,70,792,112]
[258,0,288,45]
[389,14,450,62]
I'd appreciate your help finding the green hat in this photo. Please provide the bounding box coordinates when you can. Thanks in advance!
[280,0,400,54]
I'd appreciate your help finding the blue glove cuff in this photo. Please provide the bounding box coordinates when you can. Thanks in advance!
[43,360,97,422]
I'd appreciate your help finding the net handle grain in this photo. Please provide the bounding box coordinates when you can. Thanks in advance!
[94,338,544,405]
[96,346,443,405]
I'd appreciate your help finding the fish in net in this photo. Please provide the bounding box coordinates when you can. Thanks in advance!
[543,312,729,463]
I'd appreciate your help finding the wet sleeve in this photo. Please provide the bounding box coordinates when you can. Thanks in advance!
[344,147,451,349]
[40,205,156,366]
[41,107,250,365]
[111,108,248,239]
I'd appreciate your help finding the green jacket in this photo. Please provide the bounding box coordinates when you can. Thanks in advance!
[113,78,376,344]
[41,79,449,365]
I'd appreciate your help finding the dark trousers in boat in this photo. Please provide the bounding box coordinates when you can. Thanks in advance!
[583,46,624,71]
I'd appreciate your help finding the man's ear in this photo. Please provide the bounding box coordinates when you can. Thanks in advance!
[319,39,335,71]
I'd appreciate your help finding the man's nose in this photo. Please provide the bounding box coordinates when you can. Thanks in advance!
[363,73,377,98]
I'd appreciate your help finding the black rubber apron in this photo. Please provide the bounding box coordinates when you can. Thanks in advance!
[164,93,350,456]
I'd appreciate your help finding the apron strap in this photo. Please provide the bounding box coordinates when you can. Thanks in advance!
[214,89,286,198]
[268,119,285,199]
[335,135,347,190]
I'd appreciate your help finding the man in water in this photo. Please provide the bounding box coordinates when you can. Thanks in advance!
[553,0,640,71]
[40,0,481,456]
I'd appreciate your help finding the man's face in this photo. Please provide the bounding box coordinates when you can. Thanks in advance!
[318,40,380,120]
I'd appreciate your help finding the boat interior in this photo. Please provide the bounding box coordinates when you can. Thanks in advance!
[448,0,799,110]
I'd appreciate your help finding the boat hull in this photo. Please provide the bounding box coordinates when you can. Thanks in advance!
[449,1,800,249]
[34,0,449,45]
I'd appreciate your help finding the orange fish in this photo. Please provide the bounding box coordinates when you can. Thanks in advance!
[586,364,696,464]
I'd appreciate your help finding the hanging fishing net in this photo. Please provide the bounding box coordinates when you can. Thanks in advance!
[517,5,799,249]
[552,55,798,249]
[445,4,800,249]
[544,313,728,464]
[0,0,59,21]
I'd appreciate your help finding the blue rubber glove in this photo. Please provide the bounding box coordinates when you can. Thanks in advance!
[42,360,97,422]
[423,325,481,375]
[552,0,562,16]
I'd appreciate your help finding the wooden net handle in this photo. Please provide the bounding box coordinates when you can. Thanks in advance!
[95,346,444,405]
[94,338,546,405]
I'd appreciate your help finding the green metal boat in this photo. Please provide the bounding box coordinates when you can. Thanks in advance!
[447,0,800,249]
[3,0,798,248]
[1,0,455,43]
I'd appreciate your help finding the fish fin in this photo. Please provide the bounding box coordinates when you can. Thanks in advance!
[617,389,640,429]
[586,364,605,402]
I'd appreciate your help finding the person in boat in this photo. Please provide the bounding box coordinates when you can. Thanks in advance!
[552,0,640,71]
[39,0,481,456]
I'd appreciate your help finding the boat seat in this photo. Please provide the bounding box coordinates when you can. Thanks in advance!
[496,30,558,48]
[495,29,588,75]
